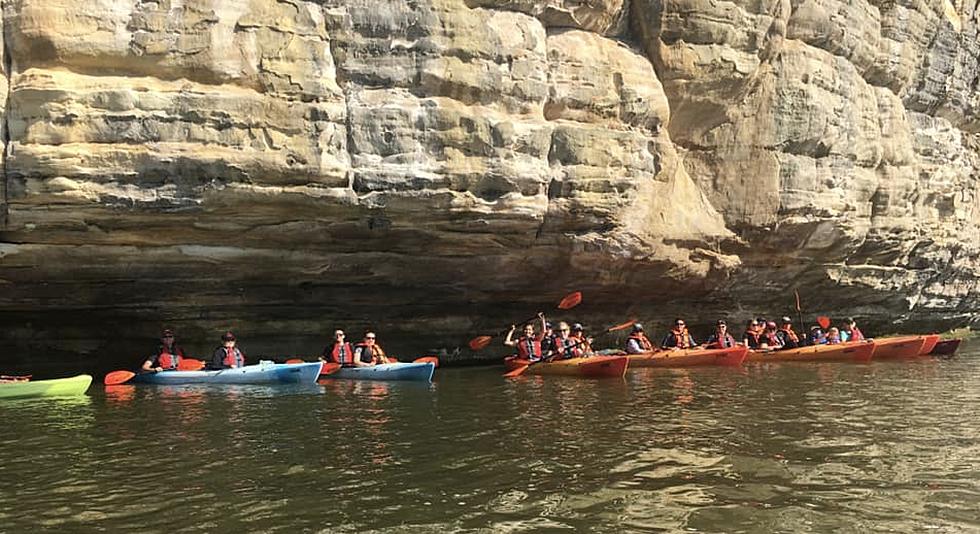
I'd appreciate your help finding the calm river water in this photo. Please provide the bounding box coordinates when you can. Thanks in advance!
[2,348,979,533]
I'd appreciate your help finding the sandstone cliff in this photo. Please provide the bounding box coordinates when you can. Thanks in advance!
[0,0,978,364]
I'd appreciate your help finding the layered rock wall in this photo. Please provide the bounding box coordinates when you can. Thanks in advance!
[0,0,978,364]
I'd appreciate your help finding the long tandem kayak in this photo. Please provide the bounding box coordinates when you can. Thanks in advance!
[321,362,435,382]
[747,342,874,363]
[0,374,93,400]
[628,346,748,368]
[503,356,628,378]
[129,361,323,385]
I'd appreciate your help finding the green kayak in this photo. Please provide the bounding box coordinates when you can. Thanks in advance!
[0,374,93,400]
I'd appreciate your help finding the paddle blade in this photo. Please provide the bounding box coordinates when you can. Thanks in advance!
[468,336,493,351]
[319,362,341,375]
[607,319,637,332]
[414,356,440,367]
[104,370,135,386]
[558,291,583,310]
[285,358,305,364]
[503,364,529,378]
[817,316,831,329]
[178,359,205,371]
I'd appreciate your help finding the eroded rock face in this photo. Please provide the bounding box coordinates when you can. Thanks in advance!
[0,0,978,365]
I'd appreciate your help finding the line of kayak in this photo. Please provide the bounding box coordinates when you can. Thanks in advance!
[503,335,959,378]
[0,335,964,400]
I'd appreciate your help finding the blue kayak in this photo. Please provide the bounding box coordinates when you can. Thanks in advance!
[130,361,322,385]
[323,362,435,382]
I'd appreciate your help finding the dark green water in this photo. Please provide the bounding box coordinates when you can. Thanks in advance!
[2,349,979,533]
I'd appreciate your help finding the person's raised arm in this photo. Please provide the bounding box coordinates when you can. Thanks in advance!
[503,325,518,347]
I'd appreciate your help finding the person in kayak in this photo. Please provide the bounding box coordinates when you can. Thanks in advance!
[843,317,866,341]
[211,331,245,369]
[661,318,696,349]
[742,319,762,348]
[549,321,585,360]
[625,324,654,354]
[571,323,594,355]
[540,321,557,359]
[143,328,186,372]
[825,327,843,344]
[323,329,357,367]
[809,326,827,345]
[776,317,801,349]
[759,321,784,350]
[504,312,549,362]
[704,320,737,348]
[353,331,390,366]
[504,313,547,362]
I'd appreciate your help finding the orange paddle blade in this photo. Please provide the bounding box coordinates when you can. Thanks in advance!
[178,359,205,371]
[468,336,493,351]
[558,291,583,310]
[608,319,637,332]
[414,356,439,367]
[285,358,305,364]
[502,364,529,378]
[104,370,135,386]
[817,316,831,329]
[319,362,341,375]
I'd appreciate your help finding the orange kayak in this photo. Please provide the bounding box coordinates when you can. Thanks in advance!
[747,342,874,363]
[871,336,928,359]
[918,334,940,355]
[503,355,628,378]
[628,346,747,368]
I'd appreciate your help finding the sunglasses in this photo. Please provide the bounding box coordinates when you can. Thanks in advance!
[559,328,570,332]
[162,335,174,338]
[365,336,376,340]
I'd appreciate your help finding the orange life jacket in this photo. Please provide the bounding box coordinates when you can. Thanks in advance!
[666,328,693,349]
[708,332,735,348]
[779,326,800,343]
[628,333,653,351]
[554,336,582,359]
[222,347,244,367]
[156,345,184,369]
[515,335,543,360]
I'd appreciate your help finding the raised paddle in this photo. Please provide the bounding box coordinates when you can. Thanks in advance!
[794,290,806,332]
[817,316,831,329]
[469,291,583,351]
[503,319,636,378]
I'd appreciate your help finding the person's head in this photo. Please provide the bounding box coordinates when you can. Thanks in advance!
[364,331,376,344]
[747,319,759,330]
[765,321,777,331]
[522,323,535,337]
[781,316,792,326]
[221,331,236,345]
[572,323,584,334]
[828,327,840,338]
[716,319,727,332]
[845,317,856,327]
[161,328,175,345]
[557,321,571,338]
[334,330,346,343]
[632,323,644,334]
[545,322,554,333]
[673,318,686,330]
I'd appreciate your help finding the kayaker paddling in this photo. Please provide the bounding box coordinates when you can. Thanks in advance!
[625,324,654,354]
[353,331,390,366]
[211,331,246,369]
[143,328,186,373]
[504,313,547,362]
[777,317,801,349]
[571,323,594,356]
[549,321,585,360]
[843,318,866,341]
[825,327,842,344]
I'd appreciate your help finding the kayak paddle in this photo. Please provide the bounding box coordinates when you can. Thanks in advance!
[469,291,582,351]
[285,358,305,364]
[319,362,341,375]
[104,370,136,385]
[503,319,636,378]
[817,316,831,329]
[385,355,440,367]
[178,359,205,371]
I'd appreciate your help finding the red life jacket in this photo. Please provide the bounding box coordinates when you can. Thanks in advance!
[779,326,800,343]
[761,331,781,347]
[850,327,865,341]
[516,335,543,360]
[554,337,582,359]
[709,332,735,348]
[222,347,244,367]
[331,342,354,365]
[628,333,653,351]
[156,344,184,369]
